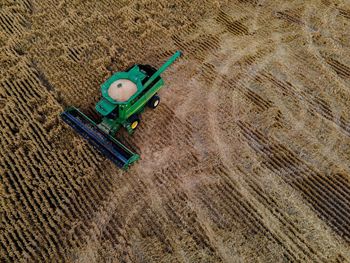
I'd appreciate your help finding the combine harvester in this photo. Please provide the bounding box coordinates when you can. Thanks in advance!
[61,51,182,169]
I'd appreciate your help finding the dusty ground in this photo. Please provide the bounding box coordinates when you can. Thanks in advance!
[1,0,350,262]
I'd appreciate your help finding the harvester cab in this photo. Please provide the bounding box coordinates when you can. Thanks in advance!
[61,51,182,169]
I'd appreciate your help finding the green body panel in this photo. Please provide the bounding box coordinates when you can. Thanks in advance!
[95,51,182,136]
[125,79,164,118]
[95,99,115,116]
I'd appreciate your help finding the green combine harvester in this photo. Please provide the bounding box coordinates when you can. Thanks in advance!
[61,51,182,169]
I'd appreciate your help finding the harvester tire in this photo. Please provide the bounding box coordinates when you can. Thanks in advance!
[128,114,140,130]
[148,95,160,109]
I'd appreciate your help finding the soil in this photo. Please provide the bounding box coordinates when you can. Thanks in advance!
[1,0,350,262]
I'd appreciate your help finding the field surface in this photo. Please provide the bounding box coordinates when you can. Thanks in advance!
[1,0,350,262]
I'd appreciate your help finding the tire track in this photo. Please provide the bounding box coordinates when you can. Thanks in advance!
[148,156,224,261]
[126,103,194,154]
[198,48,274,113]
[238,120,350,242]
[196,170,299,262]
[257,71,350,136]
[240,167,327,262]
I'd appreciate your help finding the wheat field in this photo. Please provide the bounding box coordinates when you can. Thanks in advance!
[1,0,350,262]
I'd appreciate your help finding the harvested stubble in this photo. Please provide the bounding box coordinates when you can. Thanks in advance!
[1,0,350,262]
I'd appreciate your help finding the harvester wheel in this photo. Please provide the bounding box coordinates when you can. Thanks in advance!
[128,115,140,130]
[148,95,160,109]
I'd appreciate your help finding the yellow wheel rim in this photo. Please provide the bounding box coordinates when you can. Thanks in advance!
[131,121,138,129]
[154,100,159,107]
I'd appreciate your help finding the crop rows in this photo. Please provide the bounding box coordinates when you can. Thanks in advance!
[238,121,350,242]
[2,0,350,262]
